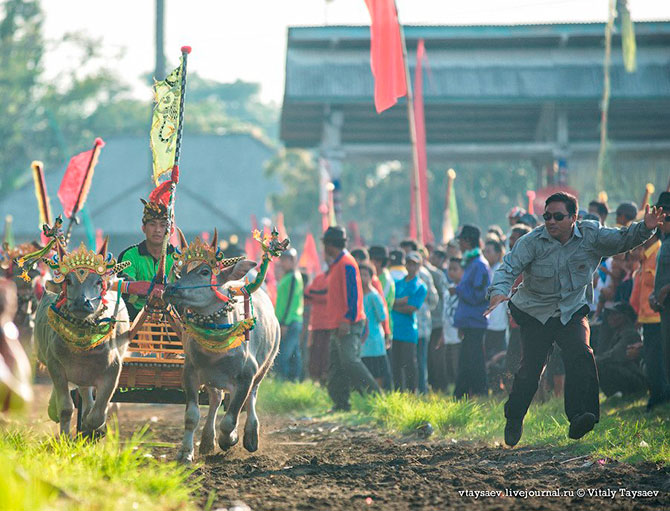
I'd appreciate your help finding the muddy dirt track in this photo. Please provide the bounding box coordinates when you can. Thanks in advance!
[107,399,670,511]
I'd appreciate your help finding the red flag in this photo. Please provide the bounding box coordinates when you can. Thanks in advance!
[276,212,288,241]
[298,232,321,276]
[149,179,172,207]
[409,40,433,245]
[364,0,407,113]
[58,138,104,218]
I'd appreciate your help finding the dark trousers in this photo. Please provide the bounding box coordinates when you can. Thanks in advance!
[327,322,380,409]
[392,340,418,392]
[427,327,448,392]
[642,322,670,402]
[484,329,507,361]
[661,308,670,383]
[308,329,331,384]
[505,304,599,423]
[444,343,460,388]
[597,359,646,397]
[454,328,487,399]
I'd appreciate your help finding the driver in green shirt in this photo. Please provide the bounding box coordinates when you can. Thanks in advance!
[118,197,176,320]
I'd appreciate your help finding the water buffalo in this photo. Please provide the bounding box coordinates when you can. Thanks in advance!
[165,234,279,463]
[34,241,130,436]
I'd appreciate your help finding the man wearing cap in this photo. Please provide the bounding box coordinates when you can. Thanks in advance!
[391,250,427,391]
[118,198,176,320]
[487,191,664,447]
[450,224,491,398]
[651,191,670,390]
[321,226,380,411]
[596,302,646,397]
[274,248,304,381]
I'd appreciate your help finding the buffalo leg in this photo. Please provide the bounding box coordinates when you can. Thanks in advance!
[47,362,73,437]
[200,386,223,456]
[243,384,260,452]
[177,363,201,463]
[79,386,94,424]
[82,363,120,433]
[219,364,255,450]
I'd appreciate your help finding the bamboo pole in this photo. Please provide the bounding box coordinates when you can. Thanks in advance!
[64,138,104,244]
[596,0,616,193]
[394,1,423,245]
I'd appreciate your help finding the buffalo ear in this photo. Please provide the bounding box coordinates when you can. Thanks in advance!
[218,259,257,284]
[45,280,60,294]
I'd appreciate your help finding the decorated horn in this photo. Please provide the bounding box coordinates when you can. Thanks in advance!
[211,228,218,249]
[98,236,109,257]
[176,227,188,249]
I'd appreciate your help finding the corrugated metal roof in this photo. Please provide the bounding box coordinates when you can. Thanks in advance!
[281,22,670,148]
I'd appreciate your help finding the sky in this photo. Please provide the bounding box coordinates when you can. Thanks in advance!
[41,0,670,104]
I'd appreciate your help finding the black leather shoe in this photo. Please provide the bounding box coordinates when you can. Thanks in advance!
[504,418,523,447]
[568,412,596,440]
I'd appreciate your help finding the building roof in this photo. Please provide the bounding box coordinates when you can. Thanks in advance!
[0,133,277,253]
[280,22,670,150]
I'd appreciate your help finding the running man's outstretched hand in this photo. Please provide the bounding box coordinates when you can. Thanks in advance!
[644,204,665,230]
[484,294,509,317]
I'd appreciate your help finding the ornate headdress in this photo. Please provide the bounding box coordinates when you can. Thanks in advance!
[141,198,169,224]
[43,239,130,284]
[172,229,244,277]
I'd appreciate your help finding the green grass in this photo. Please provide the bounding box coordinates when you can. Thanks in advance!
[258,378,670,464]
[0,421,199,511]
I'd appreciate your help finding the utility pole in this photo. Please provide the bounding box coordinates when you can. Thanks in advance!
[155,0,166,80]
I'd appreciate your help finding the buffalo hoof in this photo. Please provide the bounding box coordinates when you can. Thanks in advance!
[243,432,258,453]
[176,448,194,464]
[199,437,216,456]
[218,430,238,450]
[80,427,106,442]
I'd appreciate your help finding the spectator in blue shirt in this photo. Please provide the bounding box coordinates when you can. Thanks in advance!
[450,224,492,399]
[360,263,393,390]
[391,251,428,392]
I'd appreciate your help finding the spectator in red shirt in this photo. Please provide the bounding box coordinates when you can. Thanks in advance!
[322,226,380,411]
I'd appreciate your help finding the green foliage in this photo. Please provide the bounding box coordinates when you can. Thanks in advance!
[267,153,537,243]
[257,380,670,464]
[0,0,279,199]
[0,422,198,511]
[265,149,321,234]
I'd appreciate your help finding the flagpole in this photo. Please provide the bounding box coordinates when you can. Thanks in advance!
[154,45,190,284]
[64,138,104,244]
[394,1,423,245]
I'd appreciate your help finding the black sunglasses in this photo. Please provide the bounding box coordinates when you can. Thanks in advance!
[542,212,570,222]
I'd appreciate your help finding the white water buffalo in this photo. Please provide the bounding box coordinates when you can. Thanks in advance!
[34,241,130,436]
[164,234,279,463]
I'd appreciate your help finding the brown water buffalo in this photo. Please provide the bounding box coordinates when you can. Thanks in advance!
[164,235,279,463]
[34,241,130,436]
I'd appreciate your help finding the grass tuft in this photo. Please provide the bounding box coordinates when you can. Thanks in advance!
[0,419,198,511]
[258,378,670,464]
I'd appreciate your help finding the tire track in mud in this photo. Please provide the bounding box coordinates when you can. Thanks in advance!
[114,403,670,511]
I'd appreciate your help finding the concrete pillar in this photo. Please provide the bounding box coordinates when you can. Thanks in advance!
[320,109,345,224]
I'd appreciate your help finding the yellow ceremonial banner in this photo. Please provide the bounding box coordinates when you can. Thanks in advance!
[150,59,183,185]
